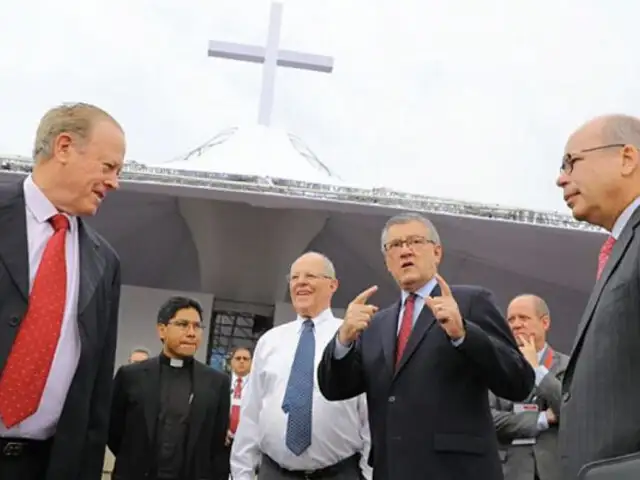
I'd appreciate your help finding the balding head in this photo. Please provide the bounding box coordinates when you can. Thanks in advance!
[507,294,551,351]
[288,251,338,319]
[557,113,640,231]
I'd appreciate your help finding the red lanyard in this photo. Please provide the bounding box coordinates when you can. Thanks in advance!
[542,347,554,369]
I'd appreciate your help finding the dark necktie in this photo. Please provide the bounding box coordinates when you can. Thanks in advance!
[229,377,243,434]
[396,294,416,367]
[597,236,616,280]
[282,319,315,455]
[0,214,69,428]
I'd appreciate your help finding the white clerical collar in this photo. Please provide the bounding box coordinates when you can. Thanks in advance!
[169,358,184,368]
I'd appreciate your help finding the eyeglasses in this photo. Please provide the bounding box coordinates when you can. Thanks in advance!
[383,235,435,252]
[167,319,205,332]
[560,143,626,174]
[287,272,334,283]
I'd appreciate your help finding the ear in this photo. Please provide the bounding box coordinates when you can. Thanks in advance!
[156,323,167,341]
[53,133,75,164]
[541,314,551,331]
[433,244,443,264]
[329,278,339,293]
[621,144,639,177]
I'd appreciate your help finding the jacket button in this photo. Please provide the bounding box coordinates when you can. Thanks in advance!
[7,316,19,327]
[388,396,396,403]
[562,392,571,403]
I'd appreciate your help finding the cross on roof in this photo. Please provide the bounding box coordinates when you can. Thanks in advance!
[207,1,334,126]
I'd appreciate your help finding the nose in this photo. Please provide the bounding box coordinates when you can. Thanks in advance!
[106,174,120,191]
[556,171,569,188]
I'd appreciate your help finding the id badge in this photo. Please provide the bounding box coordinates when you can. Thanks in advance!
[511,403,538,446]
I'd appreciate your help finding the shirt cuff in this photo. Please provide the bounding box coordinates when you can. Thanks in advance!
[534,366,549,386]
[537,411,549,431]
[451,335,465,347]
[334,336,352,359]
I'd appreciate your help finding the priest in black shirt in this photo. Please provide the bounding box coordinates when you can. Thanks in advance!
[108,296,231,480]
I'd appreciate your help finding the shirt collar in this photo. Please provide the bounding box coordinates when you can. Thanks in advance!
[611,196,640,239]
[401,276,438,304]
[295,308,333,333]
[23,175,76,232]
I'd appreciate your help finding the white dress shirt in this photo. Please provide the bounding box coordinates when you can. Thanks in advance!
[230,309,372,480]
[0,176,81,440]
[611,196,640,239]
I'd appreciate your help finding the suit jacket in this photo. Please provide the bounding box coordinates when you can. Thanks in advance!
[560,206,640,479]
[108,356,231,480]
[0,179,121,480]
[490,347,569,480]
[317,284,534,480]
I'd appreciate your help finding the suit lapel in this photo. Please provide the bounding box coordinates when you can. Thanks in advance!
[75,220,106,349]
[0,183,29,301]
[143,358,161,442]
[569,211,640,360]
[186,362,210,459]
[395,287,439,377]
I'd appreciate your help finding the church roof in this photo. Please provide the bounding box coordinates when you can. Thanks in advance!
[155,125,341,185]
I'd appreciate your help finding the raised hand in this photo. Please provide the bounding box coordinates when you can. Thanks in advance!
[338,286,379,345]
[425,274,465,340]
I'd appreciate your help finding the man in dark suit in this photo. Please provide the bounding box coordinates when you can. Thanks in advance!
[490,294,569,480]
[317,212,534,480]
[108,296,231,480]
[0,103,125,480]
[556,114,640,478]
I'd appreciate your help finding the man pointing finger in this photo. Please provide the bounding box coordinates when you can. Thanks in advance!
[318,212,534,480]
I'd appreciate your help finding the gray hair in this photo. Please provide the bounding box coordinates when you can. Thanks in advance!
[292,251,336,279]
[600,114,640,147]
[129,346,151,357]
[33,102,122,162]
[380,212,441,252]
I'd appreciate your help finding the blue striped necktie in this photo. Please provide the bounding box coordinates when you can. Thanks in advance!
[281,319,315,455]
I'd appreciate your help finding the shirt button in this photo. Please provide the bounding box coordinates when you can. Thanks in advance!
[562,392,571,403]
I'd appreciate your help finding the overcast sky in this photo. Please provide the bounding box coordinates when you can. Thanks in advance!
[1,0,638,213]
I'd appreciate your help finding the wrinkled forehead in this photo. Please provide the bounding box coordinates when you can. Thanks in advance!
[565,121,604,153]
[290,254,324,274]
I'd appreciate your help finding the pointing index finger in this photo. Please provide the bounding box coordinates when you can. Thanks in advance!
[352,285,378,305]
[435,274,452,297]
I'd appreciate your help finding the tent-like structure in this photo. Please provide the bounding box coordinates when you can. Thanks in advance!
[154,125,344,185]
[0,153,603,360]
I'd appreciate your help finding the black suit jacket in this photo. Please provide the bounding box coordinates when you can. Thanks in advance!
[0,179,121,480]
[108,356,231,480]
[560,206,640,479]
[318,284,534,480]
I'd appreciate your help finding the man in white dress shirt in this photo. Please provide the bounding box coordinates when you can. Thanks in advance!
[231,252,372,480]
[227,346,252,446]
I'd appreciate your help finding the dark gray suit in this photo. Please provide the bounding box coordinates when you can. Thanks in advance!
[0,180,121,479]
[559,206,640,479]
[490,348,569,480]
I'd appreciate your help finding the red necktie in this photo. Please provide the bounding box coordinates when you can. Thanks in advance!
[396,294,416,367]
[596,236,616,280]
[229,377,243,433]
[0,214,69,428]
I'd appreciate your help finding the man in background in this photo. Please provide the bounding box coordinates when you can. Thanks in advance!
[231,252,372,480]
[0,103,125,480]
[557,114,640,478]
[109,296,230,480]
[226,346,252,447]
[129,346,151,364]
[490,294,568,480]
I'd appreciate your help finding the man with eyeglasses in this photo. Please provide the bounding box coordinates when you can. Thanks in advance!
[226,347,252,447]
[231,252,372,480]
[317,212,533,480]
[108,296,231,480]
[556,114,640,479]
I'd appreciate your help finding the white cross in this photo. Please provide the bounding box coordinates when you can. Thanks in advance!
[208,1,334,126]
